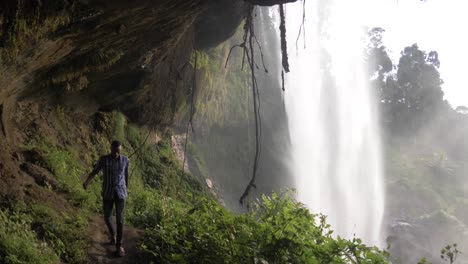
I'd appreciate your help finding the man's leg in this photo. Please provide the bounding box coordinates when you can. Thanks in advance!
[103,199,115,241]
[115,196,126,248]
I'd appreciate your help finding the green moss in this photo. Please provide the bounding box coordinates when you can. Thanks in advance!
[0,1,72,64]
[44,48,124,92]
[187,29,252,129]
[124,124,203,201]
[109,111,127,142]
[185,25,254,199]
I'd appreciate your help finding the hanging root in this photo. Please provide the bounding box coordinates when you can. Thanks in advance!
[254,35,269,73]
[279,4,290,73]
[241,4,262,206]
[224,4,263,206]
[225,3,293,205]
[182,50,197,170]
[177,46,198,195]
[281,70,285,91]
[295,0,306,50]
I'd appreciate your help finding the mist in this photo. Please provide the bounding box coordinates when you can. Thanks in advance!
[190,0,468,263]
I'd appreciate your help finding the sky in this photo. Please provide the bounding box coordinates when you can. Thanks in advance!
[356,0,468,108]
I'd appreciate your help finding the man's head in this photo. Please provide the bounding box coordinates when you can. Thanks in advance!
[111,140,122,156]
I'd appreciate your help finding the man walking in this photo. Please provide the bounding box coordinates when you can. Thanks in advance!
[83,140,129,257]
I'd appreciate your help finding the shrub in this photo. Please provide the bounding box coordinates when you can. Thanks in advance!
[141,192,389,264]
[28,204,88,264]
[0,209,59,264]
[23,137,102,210]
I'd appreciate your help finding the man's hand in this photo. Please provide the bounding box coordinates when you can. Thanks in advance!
[83,173,96,190]
[83,176,91,190]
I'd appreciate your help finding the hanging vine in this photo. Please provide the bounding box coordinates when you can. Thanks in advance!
[295,0,306,50]
[225,2,292,205]
[279,4,290,73]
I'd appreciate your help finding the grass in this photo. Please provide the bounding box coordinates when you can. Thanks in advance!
[23,136,102,210]
[124,122,204,201]
[0,208,59,264]
[28,203,89,263]
[0,108,209,263]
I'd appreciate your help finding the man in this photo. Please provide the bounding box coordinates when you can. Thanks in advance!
[83,140,129,257]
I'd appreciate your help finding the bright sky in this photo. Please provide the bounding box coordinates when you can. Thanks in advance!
[358,0,468,108]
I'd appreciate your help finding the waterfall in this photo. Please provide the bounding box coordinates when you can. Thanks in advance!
[282,0,385,245]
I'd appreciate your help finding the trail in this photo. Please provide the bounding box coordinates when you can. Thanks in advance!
[86,215,145,264]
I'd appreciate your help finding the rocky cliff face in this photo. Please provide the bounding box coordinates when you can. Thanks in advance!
[0,2,261,262]
[0,0,251,200]
[0,0,297,208]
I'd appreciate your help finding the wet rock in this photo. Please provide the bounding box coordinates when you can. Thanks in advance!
[388,211,468,264]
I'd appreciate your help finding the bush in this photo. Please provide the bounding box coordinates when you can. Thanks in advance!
[24,137,102,210]
[126,188,164,229]
[28,204,88,264]
[125,124,203,200]
[4,109,209,264]
[0,209,59,264]
[141,192,389,264]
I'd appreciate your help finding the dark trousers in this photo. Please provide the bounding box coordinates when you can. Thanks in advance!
[103,192,125,247]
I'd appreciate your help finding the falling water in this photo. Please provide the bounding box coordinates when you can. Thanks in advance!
[283,0,385,245]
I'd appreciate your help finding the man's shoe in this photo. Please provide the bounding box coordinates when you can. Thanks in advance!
[116,246,125,257]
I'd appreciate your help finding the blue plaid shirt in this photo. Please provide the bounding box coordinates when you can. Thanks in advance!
[92,154,129,200]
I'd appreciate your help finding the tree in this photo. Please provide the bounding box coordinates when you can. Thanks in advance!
[455,106,468,115]
[367,27,393,82]
[366,34,446,132]
[365,28,405,127]
[396,44,444,118]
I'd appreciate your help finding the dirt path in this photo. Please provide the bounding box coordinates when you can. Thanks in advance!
[86,215,146,264]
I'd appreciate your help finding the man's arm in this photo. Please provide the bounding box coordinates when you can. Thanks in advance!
[83,157,102,189]
[125,158,129,189]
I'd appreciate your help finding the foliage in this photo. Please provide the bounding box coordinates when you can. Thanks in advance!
[0,201,88,264]
[27,203,88,263]
[418,257,430,264]
[455,106,468,115]
[366,29,447,133]
[416,244,462,264]
[441,244,461,264]
[106,111,127,142]
[0,0,72,64]
[141,192,390,264]
[368,29,468,264]
[23,136,102,210]
[191,26,252,130]
[44,48,124,92]
[0,208,59,264]
[0,108,210,263]
[125,124,203,200]
[188,22,256,209]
